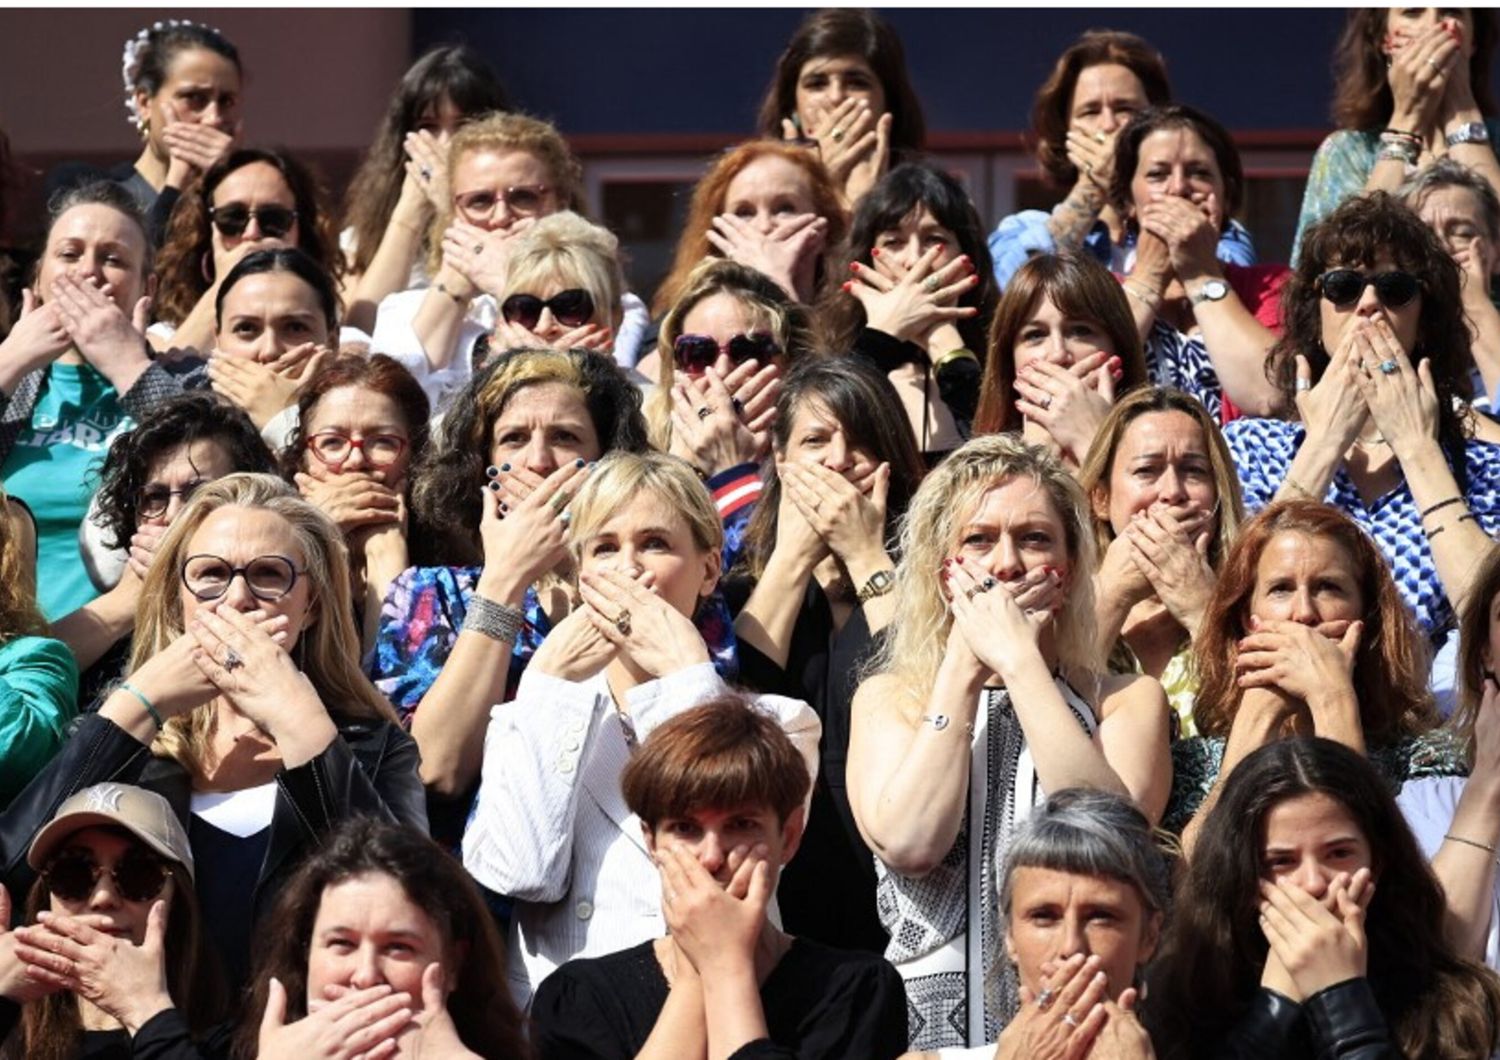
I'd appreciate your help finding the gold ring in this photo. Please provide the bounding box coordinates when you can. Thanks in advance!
[831,128,846,143]
[614,609,632,636]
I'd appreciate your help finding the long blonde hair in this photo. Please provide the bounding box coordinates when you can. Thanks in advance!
[870,435,1101,700]
[127,473,397,778]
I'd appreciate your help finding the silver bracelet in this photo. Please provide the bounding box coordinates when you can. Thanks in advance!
[463,593,524,644]
[922,713,975,738]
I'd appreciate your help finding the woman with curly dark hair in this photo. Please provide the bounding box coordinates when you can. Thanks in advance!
[755,8,924,210]
[819,161,997,461]
[150,148,344,359]
[1293,8,1500,261]
[1224,191,1500,641]
[367,348,652,837]
[341,45,510,334]
[1149,738,1500,1059]
[53,391,273,703]
[239,818,529,1059]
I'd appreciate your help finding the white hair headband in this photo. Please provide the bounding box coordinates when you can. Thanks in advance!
[120,19,223,130]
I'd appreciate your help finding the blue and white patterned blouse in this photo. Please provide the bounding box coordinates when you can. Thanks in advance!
[1223,417,1500,636]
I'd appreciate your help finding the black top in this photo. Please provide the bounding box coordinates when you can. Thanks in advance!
[45,160,181,248]
[0,1005,230,1059]
[852,326,980,463]
[723,576,888,954]
[531,937,909,1060]
[189,816,271,993]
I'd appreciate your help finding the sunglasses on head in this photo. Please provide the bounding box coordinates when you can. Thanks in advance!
[209,203,298,240]
[1316,269,1421,310]
[44,848,170,904]
[501,289,595,331]
[672,332,781,375]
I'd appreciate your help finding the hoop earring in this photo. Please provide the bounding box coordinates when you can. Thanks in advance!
[201,251,215,286]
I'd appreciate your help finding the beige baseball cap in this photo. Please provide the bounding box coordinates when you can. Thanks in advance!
[28,783,195,881]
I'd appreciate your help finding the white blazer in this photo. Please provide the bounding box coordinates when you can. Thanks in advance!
[461,661,821,1008]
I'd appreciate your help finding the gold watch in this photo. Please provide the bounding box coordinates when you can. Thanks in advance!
[856,568,896,603]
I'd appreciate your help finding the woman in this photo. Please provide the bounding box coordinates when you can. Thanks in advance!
[822,162,997,460]
[369,348,652,833]
[729,357,924,953]
[533,694,905,1059]
[2,783,227,1058]
[208,248,339,435]
[903,789,1168,1060]
[1164,500,1458,856]
[0,481,76,809]
[847,433,1170,1049]
[989,29,1255,291]
[974,250,1148,468]
[488,212,623,365]
[342,44,511,333]
[1294,8,1500,262]
[1078,388,1245,739]
[281,354,431,654]
[1112,105,1287,421]
[0,181,199,619]
[462,451,821,1008]
[241,818,529,1060]
[756,7,925,209]
[55,392,274,704]
[46,21,241,246]
[371,113,648,400]
[151,148,343,360]
[0,473,426,994]
[1149,738,1500,1058]
[1225,191,1500,640]
[652,141,845,318]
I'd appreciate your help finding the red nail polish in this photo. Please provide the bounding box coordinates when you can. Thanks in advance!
[956,556,965,565]
[871,247,881,257]
[842,281,852,292]
[1111,367,1124,382]
[969,274,980,284]
[960,255,971,265]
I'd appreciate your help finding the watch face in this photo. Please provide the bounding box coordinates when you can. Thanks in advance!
[1199,280,1229,302]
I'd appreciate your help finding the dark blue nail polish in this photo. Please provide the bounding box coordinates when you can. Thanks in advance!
[500,463,512,473]
[575,458,586,469]
[488,481,501,492]
[486,465,499,478]
[588,460,598,468]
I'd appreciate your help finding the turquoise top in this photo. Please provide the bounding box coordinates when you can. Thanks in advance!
[0,634,79,807]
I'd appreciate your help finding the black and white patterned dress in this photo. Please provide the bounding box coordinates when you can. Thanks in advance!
[874,680,1097,1050]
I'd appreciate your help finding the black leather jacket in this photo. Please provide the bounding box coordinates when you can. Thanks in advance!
[1213,981,1403,1059]
[0,711,427,919]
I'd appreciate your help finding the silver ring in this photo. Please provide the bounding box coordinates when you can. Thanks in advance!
[614,609,632,636]
[1295,378,1312,391]
[979,576,998,591]
[696,406,711,420]
[922,276,940,294]
[1428,57,1442,71]
[1035,987,1056,1010]
[1379,359,1399,375]
[419,166,432,181]
[1040,395,1053,410]
[223,648,244,672]
[1062,1012,1079,1028]
[472,243,483,255]
[558,509,571,526]
[831,128,846,143]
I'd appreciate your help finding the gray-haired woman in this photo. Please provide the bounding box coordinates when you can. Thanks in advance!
[902,788,1168,1060]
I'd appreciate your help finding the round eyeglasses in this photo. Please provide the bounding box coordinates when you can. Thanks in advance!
[181,554,306,602]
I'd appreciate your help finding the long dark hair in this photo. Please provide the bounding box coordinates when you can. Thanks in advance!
[1147,738,1500,1059]
[1331,10,1497,130]
[155,147,344,327]
[343,44,511,275]
[819,161,999,356]
[739,356,924,580]
[234,819,529,1060]
[755,8,925,159]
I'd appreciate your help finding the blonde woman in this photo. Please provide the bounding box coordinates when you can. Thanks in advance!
[846,434,1169,1050]
[461,450,820,1008]
[0,473,424,992]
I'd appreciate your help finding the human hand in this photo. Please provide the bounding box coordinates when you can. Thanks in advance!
[1387,21,1463,130]
[944,558,1055,682]
[1013,350,1121,463]
[294,469,403,536]
[1086,989,1156,1060]
[489,314,611,356]
[669,367,763,476]
[578,565,712,678]
[1124,503,1216,635]
[0,289,71,380]
[1453,240,1494,304]
[161,119,237,187]
[1352,319,1439,462]
[995,954,1111,1060]
[48,275,151,381]
[1440,17,1479,119]
[770,466,831,570]
[208,352,303,429]
[845,244,979,346]
[658,842,770,976]
[797,97,891,208]
[1294,321,1369,457]
[1235,616,1363,706]
[527,595,617,683]
[778,460,890,569]
[126,522,172,581]
[15,903,173,1034]
[258,977,413,1060]
[1138,193,1222,282]
[0,884,67,1005]
[403,129,451,214]
[707,212,828,303]
[1097,529,1155,614]
[125,616,290,722]
[1126,228,1172,293]
[189,603,329,743]
[1259,869,1372,999]
[442,219,533,300]
[391,963,476,1059]
[1065,126,1121,195]
[477,459,589,603]
[270,341,330,390]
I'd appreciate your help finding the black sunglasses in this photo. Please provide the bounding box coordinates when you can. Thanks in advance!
[673,332,781,375]
[44,848,170,904]
[501,289,595,331]
[209,203,298,240]
[1316,269,1422,310]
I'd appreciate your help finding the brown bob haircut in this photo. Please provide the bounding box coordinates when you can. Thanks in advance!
[1107,104,1244,225]
[1031,29,1171,188]
[1192,499,1435,743]
[621,694,810,828]
[1331,10,1497,131]
[974,249,1146,434]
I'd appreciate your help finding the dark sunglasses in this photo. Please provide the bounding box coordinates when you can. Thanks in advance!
[672,332,781,375]
[44,848,170,904]
[1316,269,1422,310]
[137,479,209,520]
[501,289,595,331]
[209,203,298,240]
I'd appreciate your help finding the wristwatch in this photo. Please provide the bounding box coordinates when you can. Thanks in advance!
[1447,121,1492,147]
[1190,278,1230,306]
[856,568,895,604]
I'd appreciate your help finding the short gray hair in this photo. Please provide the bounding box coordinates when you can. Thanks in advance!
[1398,158,1500,243]
[999,789,1172,924]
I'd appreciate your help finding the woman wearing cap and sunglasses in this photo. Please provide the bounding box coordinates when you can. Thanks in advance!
[1224,191,1500,642]
[151,148,344,361]
[0,474,424,998]
[0,782,228,1059]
